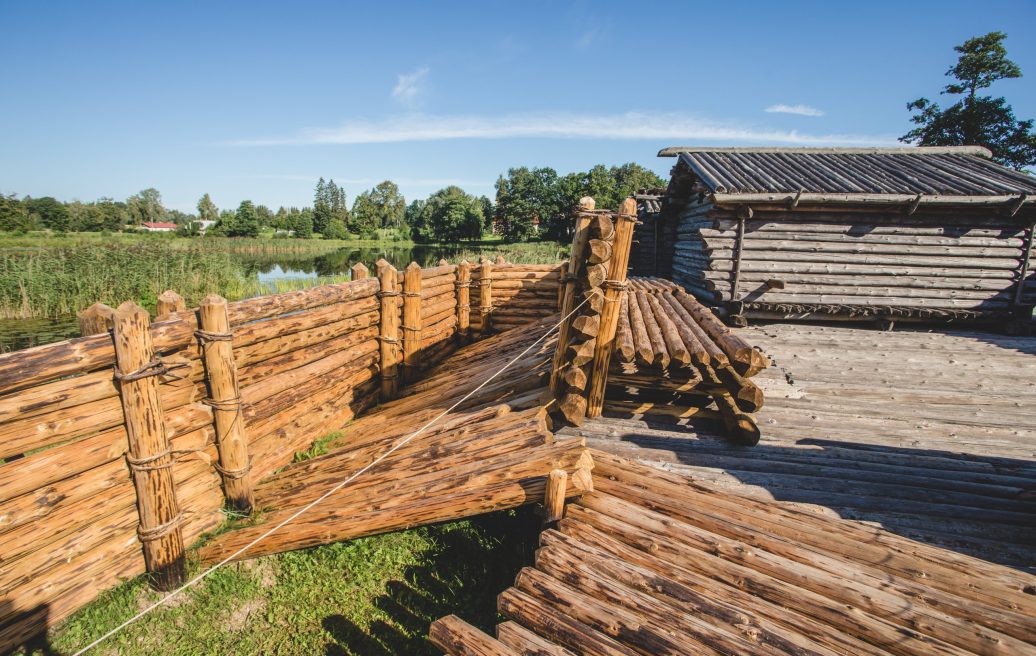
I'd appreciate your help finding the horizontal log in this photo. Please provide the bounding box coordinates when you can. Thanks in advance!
[233,309,379,369]
[238,326,379,388]
[701,270,1021,291]
[702,227,1027,248]
[707,250,1021,269]
[704,237,1026,257]
[231,296,379,349]
[430,615,519,656]
[421,263,458,278]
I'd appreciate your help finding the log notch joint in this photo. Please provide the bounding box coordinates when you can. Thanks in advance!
[112,301,186,590]
[198,294,254,512]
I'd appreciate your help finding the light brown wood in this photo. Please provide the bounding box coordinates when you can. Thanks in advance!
[77,302,114,336]
[587,199,637,418]
[457,259,471,341]
[350,262,369,280]
[543,469,568,524]
[403,262,422,382]
[112,301,185,590]
[379,261,397,400]
[198,294,254,511]
[430,615,520,656]
[155,290,186,321]
[479,258,494,336]
[551,199,595,393]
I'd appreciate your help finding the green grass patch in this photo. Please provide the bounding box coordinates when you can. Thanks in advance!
[23,508,539,655]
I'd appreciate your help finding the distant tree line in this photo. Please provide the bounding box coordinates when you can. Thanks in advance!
[0,162,664,242]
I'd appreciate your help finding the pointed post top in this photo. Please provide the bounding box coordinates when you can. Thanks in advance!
[157,289,184,305]
[438,258,448,266]
[479,255,489,264]
[619,197,637,218]
[405,261,422,272]
[351,262,369,280]
[459,259,469,266]
[375,257,390,268]
[578,196,596,211]
[495,255,506,265]
[115,300,148,320]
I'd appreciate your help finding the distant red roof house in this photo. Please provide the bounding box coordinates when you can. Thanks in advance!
[141,221,178,231]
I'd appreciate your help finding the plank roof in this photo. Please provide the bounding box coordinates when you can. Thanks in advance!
[659,146,1036,198]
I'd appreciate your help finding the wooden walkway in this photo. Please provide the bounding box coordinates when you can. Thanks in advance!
[431,451,1036,656]
[561,323,1036,570]
[198,319,594,563]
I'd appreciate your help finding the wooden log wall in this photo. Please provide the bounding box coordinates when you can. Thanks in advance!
[611,277,768,445]
[0,258,565,651]
[665,200,1036,322]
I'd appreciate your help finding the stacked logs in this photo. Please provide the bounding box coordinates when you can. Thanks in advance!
[552,199,619,425]
[611,276,768,444]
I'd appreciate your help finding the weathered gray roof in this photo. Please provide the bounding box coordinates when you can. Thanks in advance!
[659,146,1036,198]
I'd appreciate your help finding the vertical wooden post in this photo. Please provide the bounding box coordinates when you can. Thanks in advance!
[438,258,449,266]
[495,254,506,266]
[156,290,186,321]
[543,468,568,525]
[478,257,493,336]
[198,294,254,512]
[456,260,471,342]
[402,262,422,382]
[549,197,595,393]
[351,262,369,281]
[112,301,185,590]
[78,302,115,336]
[586,198,637,418]
[557,261,568,310]
[377,260,400,400]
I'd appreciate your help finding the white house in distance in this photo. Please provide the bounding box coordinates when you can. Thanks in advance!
[140,221,178,232]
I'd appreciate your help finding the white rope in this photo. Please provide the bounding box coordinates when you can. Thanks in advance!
[73,291,599,655]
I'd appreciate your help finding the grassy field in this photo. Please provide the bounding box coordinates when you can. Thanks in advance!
[0,232,567,320]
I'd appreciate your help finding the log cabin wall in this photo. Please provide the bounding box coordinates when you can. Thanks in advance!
[0,258,561,651]
[653,146,1036,324]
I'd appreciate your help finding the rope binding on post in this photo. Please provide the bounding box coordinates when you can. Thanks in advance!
[136,512,184,542]
[193,329,233,343]
[113,358,187,383]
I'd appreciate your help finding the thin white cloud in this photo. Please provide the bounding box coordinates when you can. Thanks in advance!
[765,104,825,117]
[229,111,891,147]
[576,26,607,50]
[392,67,429,107]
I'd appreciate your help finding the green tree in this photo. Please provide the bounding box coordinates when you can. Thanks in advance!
[352,180,406,232]
[197,193,219,222]
[233,200,260,237]
[126,188,164,224]
[901,31,1036,170]
[256,204,274,227]
[313,178,331,235]
[0,193,35,232]
[494,167,562,241]
[478,195,494,234]
[291,208,315,238]
[26,197,70,231]
[405,199,430,242]
[95,197,128,231]
[423,186,484,242]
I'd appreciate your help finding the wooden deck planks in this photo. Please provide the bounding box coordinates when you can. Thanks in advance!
[433,450,1036,656]
[559,322,1036,569]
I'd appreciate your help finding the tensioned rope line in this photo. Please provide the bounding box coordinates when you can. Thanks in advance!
[73,289,602,655]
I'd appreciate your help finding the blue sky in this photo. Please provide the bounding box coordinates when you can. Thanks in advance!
[2,0,1034,212]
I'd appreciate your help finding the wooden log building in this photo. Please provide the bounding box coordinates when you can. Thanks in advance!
[633,146,1036,325]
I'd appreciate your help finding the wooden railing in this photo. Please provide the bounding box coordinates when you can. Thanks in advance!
[0,257,562,652]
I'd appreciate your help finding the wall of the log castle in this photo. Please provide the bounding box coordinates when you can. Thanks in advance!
[636,196,1036,323]
[0,258,561,651]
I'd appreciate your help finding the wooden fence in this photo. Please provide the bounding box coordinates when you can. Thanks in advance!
[0,257,562,651]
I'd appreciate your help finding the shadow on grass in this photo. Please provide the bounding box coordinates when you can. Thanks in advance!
[322,506,540,655]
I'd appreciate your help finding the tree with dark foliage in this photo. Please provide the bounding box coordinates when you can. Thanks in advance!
[901,32,1036,170]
